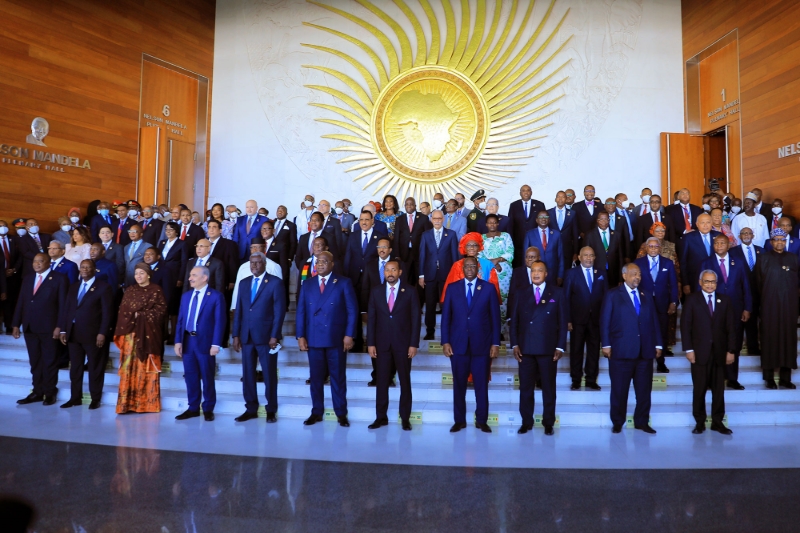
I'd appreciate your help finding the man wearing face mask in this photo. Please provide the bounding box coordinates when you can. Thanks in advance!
[334,201,355,238]
[90,202,116,243]
[665,188,703,244]
[294,194,316,238]
[432,193,445,214]
[730,227,763,357]
[636,188,653,216]
[0,220,21,334]
[158,205,183,243]
[20,218,52,278]
[750,188,774,222]
[126,200,143,223]
[140,205,164,245]
[463,190,487,233]
[731,193,769,247]
[768,199,796,236]
[615,193,636,245]
[317,199,344,251]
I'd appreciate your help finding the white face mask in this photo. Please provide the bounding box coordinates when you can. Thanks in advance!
[70,216,80,224]
[229,212,239,220]
[433,200,443,209]
[152,212,161,220]
[0,227,8,235]
[773,207,783,215]
[61,225,72,232]
[334,207,344,215]
[16,228,26,237]
[620,200,631,209]
[478,201,487,210]
[702,204,711,211]
[731,206,742,214]
[641,195,651,204]
[28,226,39,234]
[304,200,313,208]
[674,200,681,205]
[128,210,138,217]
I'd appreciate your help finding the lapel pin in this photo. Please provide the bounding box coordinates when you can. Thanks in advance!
[48,277,52,280]
[717,299,721,303]
[593,269,597,273]
[731,260,735,266]
[401,288,405,292]
[206,291,211,296]
[477,285,482,290]
[333,278,338,283]
[90,287,95,292]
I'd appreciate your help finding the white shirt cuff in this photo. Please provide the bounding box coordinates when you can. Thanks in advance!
[685,349,693,353]
[602,346,611,349]
[556,348,564,352]
[655,346,663,350]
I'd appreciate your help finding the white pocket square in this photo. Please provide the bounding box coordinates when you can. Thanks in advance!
[662,268,667,271]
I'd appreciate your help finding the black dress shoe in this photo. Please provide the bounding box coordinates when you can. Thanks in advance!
[324,377,330,385]
[42,396,57,406]
[303,414,323,425]
[517,424,533,434]
[175,410,200,420]
[585,382,601,391]
[60,399,82,408]
[663,348,674,356]
[235,411,258,422]
[204,412,215,421]
[635,424,657,434]
[535,379,542,390]
[449,422,467,433]
[656,364,670,373]
[266,412,277,423]
[779,380,796,389]
[710,424,733,435]
[475,422,492,433]
[570,382,580,390]
[692,424,705,434]
[17,393,44,405]
[368,418,388,429]
[765,380,778,389]
[544,426,554,436]
[367,380,376,387]
[401,419,412,431]
[337,416,350,427]
[726,380,745,390]
[88,400,101,410]
[612,425,622,433]
[306,378,311,385]
[423,333,435,340]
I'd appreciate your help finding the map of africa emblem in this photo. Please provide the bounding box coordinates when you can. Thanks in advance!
[303,0,572,201]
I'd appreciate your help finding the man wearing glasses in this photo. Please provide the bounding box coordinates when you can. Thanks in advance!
[523,211,564,285]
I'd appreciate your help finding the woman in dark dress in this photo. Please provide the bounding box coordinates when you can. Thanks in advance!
[157,221,187,342]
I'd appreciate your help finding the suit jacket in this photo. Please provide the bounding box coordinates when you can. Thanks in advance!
[562,265,608,326]
[57,279,113,343]
[633,255,679,311]
[367,281,421,351]
[757,202,774,223]
[0,253,6,294]
[476,214,512,234]
[140,218,164,246]
[51,258,79,285]
[335,213,356,236]
[94,257,118,290]
[177,223,204,257]
[508,198,547,252]
[571,199,603,241]
[264,238,289,282]
[321,215,343,246]
[295,273,359,348]
[441,278,500,354]
[441,212,467,241]
[600,284,662,360]
[12,270,68,333]
[633,209,668,250]
[294,230,342,270]
[394,212,432,263]
[113,217,136,247]
[729,244,763,312]
[158,238,189,288]
[680,291,737,365]
[174,287,227,352]
[122,240,154,286]
[700,254,752,315]
[0,234,23,274]
[523,226,564,282]
[584,227,625,286]
[464,208,485,232]
[183,256,225,294]
[666,203,704,242]
[680,230,721,292]
[547,207,577,263]
[90,214,117,243]
[351,218,389,236]
[232,273,286,344]
[210,237,239,286]
[233,214,268,260]
[19,232,52,277]
[418,228,459,282]
[344,229,387,287]
[101,241,126,281]
[359,257,406,311]
[510,283,568,354]
[272,218,298,267]
[507,266,531,321]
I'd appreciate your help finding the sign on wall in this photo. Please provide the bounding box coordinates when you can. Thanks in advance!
[0,117,92,173]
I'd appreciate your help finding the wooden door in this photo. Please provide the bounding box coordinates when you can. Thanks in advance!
[167,140,196,207]
[726,120,742,198]
[660,133,705,203]
[137,127,161,206]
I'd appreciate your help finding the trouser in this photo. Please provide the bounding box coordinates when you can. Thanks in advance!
[67,340,107,402]
[745,307,760,354]
[376,346,413,420]
[763,367,792,382]
[24,332,59,398]
[691,361,725,425]
[609,356,653,428]
[423,279,445,335]
[182,334,217,412]
[725,320,745,382]
[242,343,277,414]
[370,354,396,382]
[569,321,600,384]
[519,354,557,427]
[451,351,491,424]
[308,347,347,416]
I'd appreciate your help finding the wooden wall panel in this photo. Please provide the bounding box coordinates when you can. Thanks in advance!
[0,0,214,232]
[683,0,800,214]
[699,41,740,133]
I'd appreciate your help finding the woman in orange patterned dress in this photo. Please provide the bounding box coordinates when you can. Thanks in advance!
[114,263,167,414]
[440,232,502,304]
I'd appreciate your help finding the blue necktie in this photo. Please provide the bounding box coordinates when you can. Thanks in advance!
[650,258,658,282]
[585,268,592,292]
[703,233,710,255]
[379,260,385,283]
[558,209,564,230]
[105,215,111,224]
[524,203,528,218]
[467,282,473,307]
[632,289,640,315]
[747,247,755,270]
[187,290,200,331]
[77,282,88,304]
[362,233,368,254]
[251,277,259,303]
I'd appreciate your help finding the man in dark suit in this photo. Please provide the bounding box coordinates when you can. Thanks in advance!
[635,238,679,373]
[97,226,125,282]
[140,206,164,246]
[570,184,603,247]
[766,199,796,236]
[476,198,511,234]
[183,239,225,294]
[523,211,563,285]
[113,203,136,247]
[751,188,774,222]
[506,246,540,324]
[0,220,23,334]
[584,212,625,286]
[463,190,487,232]
[19,218,51,278]
[296,252,359,427]
[350,204,389,235]
[47,241,79,284]
[367,260,420,430]
[232,252,286,423]
[666,188,704,244]
[441,257,501,433]
[603,198,632,263]
[177,208,204,255]
[563,246,607,390]
[729,227,763,357]
[318,199,344,251]
[680,213,721,295]
[393,197,432,287]
[122,226,153,287]
[335,200,356,240]
[56,259,113,409]
[271,205,298,293]
[764,217,800,255]
[510,261,568,435]
[174,265,227,421]
[296,212,341,270]
[207,219,239,289]
[633,194,668,250]
[701,234,752,390]
[89,201,116,243]
[258,221,289,282]
[143,248,172,306]
[681,270,736,435]
[418,210,459,340]
[508,184,546,267]
[12,253,68,405]
[600,263,663,434]
[548,191,577,271]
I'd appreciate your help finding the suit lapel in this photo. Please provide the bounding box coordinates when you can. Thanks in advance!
[314,274,336,311]
[252,275,269,303]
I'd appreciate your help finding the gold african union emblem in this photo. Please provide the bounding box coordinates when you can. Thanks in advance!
[303,0,572,201]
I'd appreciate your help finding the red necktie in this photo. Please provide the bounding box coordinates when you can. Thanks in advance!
[683,206,691,231]
[142,219,148,229]
[654,212,659,223]
[33,274,43,295]
[116,224,122,243]
[320,277,326,293]
[180,225,187,240]
[408,214,414,231]
[643,205,648,215]
[774,216,780,230]
[1,237,9,266]
[541,229,548,251]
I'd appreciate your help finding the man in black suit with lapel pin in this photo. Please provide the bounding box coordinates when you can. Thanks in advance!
[418,210,459,340]
[584,212,625,286]
[183,239,225,294]
[506,246,540,326]
[393,197,432,290]
[57,259,113,409]
[548,191,577,271]
[113,203,136,248]
[510,261,568,436]
[296,212,341,271]
[571,185,603,247]
[19,219,52,278]
[563,247,608,390]
[259,220,289,282]
[667,188,704,245]
[12,253,68,405]
[633,194,668,251]
[97,226,125,283]
[140,206,164,246]
[508,184,546,267]
[207,220,238,289]
[681,269,736,435]
[367,260,420,431]
[680,213,720,295]
[177,208,204,254]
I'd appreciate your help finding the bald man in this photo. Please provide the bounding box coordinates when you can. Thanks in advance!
[183,239,226,293]
[234,199,268,260]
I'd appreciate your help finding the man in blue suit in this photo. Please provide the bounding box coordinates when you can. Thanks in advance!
[548,191,577,272]
[730,227,763,356]
[701,234,752,390]
[680,213,720,294]
[174,266,227,421]
[89,243,118,290]
[89,201,116,243]
[441,257,501,433]
[46,241,78,284]
[600,263,663,434]
[233,200,268,261]
[418,210,459,339]
[563,246,607,390]
[510,261,567,435]
[634,237,679,374]
[442,199,467,241]
[296,251,359,427]
[232,252,286,423]
[523,211,563,285]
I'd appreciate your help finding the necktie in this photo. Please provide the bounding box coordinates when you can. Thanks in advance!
[585,268,593,292]
[379,260,385,283]
[524,202,528,219]
[643,205,648,215]
[747,247,755,270]
[1,237,9,265]
[535,285,541,304]
[602,231,608,251]
[187,290,200,331]
[116,224,122,243]
[104,243,109,251]
[362,233,368,254]
[311,259,317,276]
[558,209,563,230]
[33,274,43,295]
[651,258,658,282]
[774,216,779,230]
[703,233,710,255]
[251,277,259,303]
[197,257,204,267]
[435,230,441,248]
[632,289,640,315]
[246,217,252,234]
[707,294,714,317]
[654,212,659,223]
[78,282,88,304]
[51,261,56,270]
[181,225,187,240]
[320,277,326,293]
[541,229,548,251]
[105,215,111,224]
[683,206,691,232]
[388,286,395,312]
[446,215,452,229]
[408,214,414,231]
[719,258,728,283]
[275,220,282,233]
[609,215,615,231]
[142,219,148,229]
[467,282,473,307]
[309,232,316,252]
[129,241,138,260]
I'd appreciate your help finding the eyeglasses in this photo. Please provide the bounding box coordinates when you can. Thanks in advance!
[700,280,718,284]
[537,216,550,220]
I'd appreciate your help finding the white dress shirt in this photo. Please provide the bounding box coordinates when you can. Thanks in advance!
[318,272,332,288]
[386,280,400,302]
[361,228,374,243]
[162,237,177,258]
[230,259,282,310]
